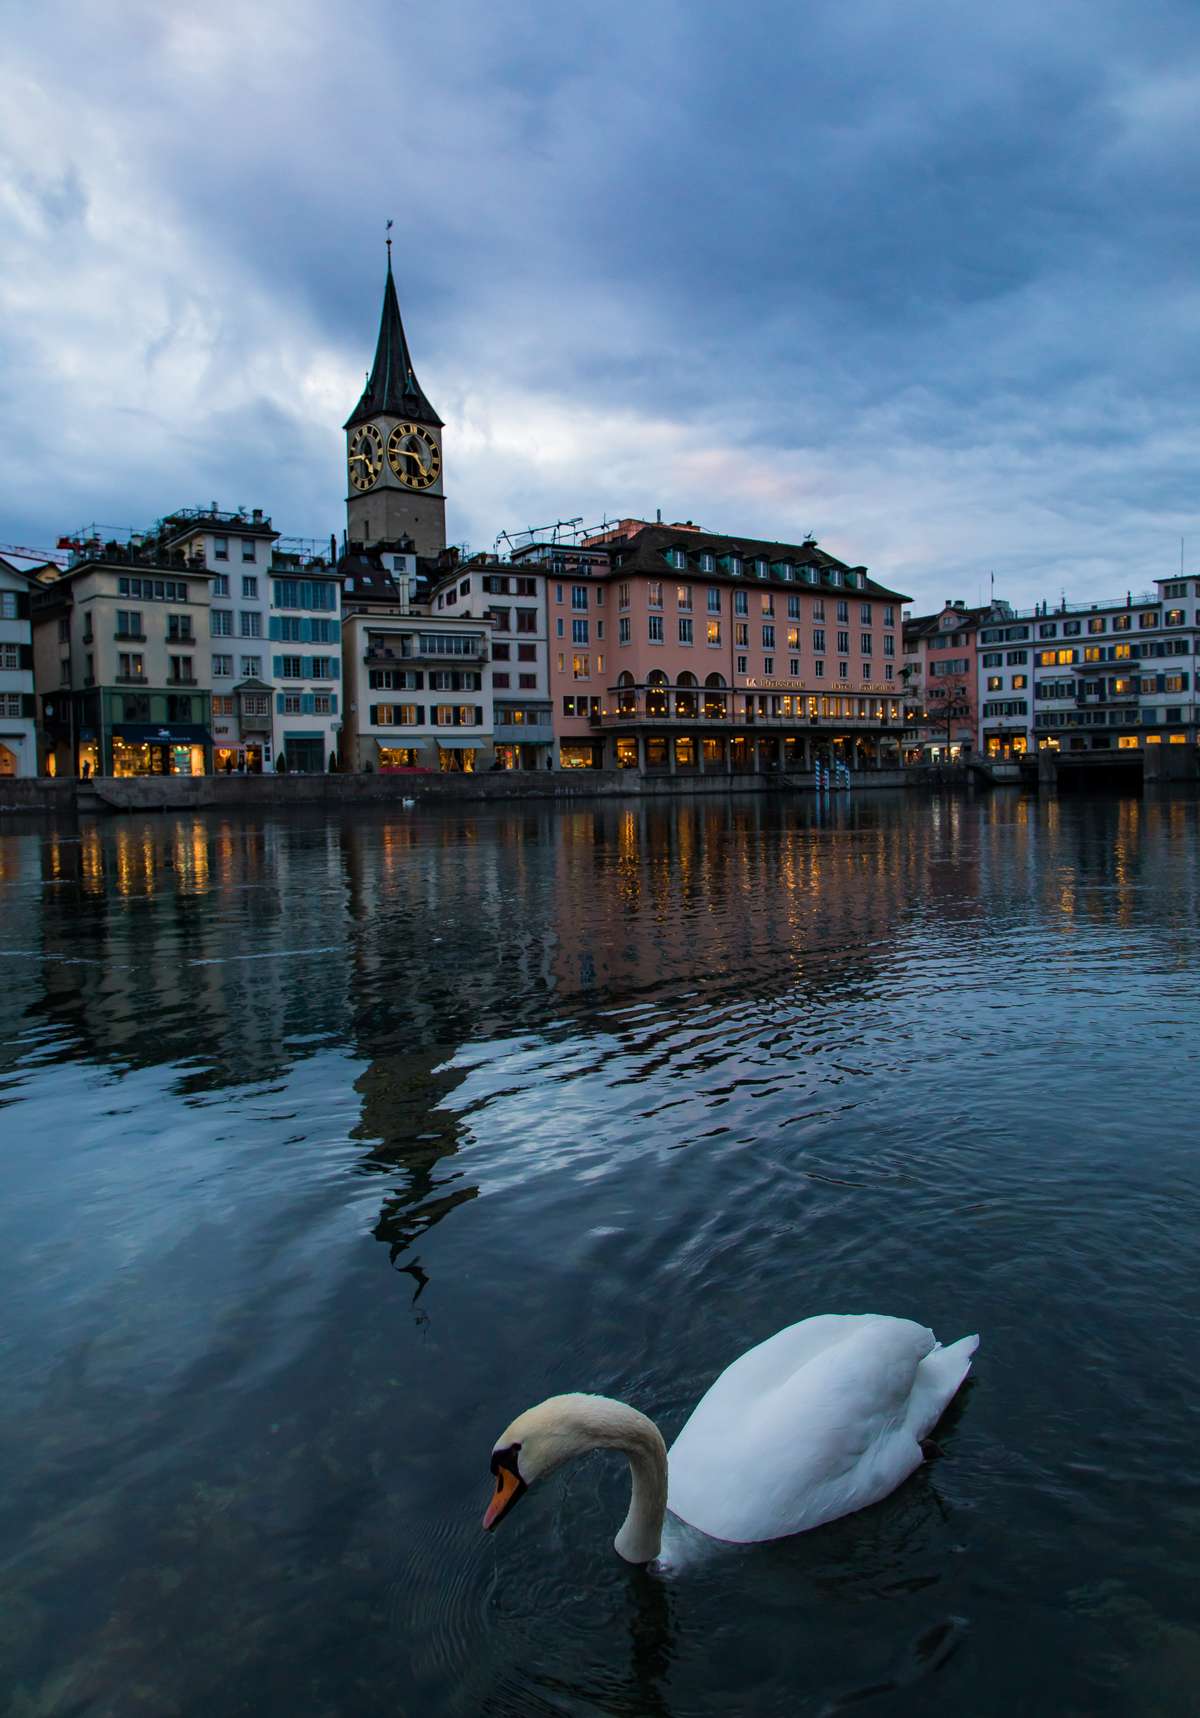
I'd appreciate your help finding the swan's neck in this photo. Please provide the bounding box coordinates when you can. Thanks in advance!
[577,1397,667,1564]
[613,1425,668,1563]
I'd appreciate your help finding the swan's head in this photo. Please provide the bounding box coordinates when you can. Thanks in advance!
[482,1394,602,1532]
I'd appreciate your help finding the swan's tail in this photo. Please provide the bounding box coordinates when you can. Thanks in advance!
[907,1333,979,1444]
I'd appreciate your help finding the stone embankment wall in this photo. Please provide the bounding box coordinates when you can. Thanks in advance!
[2,768,913,816]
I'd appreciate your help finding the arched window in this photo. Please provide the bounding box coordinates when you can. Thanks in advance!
[617,669,637,716]
[675,669,698,718]
[703,671,727,721]
[646,668,668,717]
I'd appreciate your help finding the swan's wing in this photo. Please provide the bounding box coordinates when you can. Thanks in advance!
[904,1332,980,1442]
[667,1315,940,1543]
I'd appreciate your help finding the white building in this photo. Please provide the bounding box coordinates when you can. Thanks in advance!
[976,612,1036,757]
[159,508,341,773]
[1029,577,1200,754]
[429,549,553,768]
[0,557,37,776]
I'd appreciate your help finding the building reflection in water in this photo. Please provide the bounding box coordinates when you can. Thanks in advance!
[9,788,1188,1300]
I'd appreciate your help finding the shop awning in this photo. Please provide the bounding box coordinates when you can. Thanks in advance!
[434,736,484,750]
[111,723,212,744]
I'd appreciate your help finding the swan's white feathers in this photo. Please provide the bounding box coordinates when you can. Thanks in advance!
[665,1314,977,1543]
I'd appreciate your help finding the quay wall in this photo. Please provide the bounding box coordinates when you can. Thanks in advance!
[3,768,914,816]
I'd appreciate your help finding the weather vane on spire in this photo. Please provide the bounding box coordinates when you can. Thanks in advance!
[386,218,393,264]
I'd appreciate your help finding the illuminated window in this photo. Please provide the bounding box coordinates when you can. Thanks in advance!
[1056,649,1077,665]
[1084,647,1102,662]
[572,653,591,679]
[1114,643,1131,658]
[1039,650,1057,667]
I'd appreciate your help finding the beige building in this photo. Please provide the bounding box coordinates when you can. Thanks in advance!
[32,539,213,777]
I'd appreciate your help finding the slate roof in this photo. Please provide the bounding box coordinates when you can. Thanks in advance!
[344,259,442,431]
[601,523,909,603]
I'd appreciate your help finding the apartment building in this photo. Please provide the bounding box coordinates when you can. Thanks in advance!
[0,558,37,776]
[32,537,213,778]
[430,550,553,769]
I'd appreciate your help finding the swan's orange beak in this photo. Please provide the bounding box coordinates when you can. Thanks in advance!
[483,1450,527,1531]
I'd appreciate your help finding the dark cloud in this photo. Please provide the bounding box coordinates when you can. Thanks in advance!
[3,0,1199,605]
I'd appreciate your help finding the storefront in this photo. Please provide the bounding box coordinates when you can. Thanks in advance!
[436,739,478,773]
[378,745,420,771]
[559,741,603,769]
[108,723,211,777]
[280,734,325,774]
[214,742,267,774]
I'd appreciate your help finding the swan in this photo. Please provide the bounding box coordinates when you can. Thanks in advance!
[483,1314,979,1563]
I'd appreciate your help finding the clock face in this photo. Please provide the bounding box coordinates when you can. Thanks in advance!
[388,422,441,490]
[348,424,384,491]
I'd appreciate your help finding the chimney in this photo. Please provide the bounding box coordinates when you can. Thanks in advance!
[252,508,263,524]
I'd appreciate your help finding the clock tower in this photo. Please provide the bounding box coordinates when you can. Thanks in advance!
[344,248,446,557]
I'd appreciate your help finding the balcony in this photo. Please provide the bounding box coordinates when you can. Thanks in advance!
[116,673,148,684]
[587,704,896,731]
[113,630,146,642]
[238,707,272,731]
[167,675,197,686]
[365,638,489,665]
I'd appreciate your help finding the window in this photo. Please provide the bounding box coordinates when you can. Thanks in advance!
[212,653,233,677]
[678,617,694,644]
[1166,608,1186,626]
[647,582,663,609]
[280,655,303,678]
[493,672,511,688]
[812,599,825,621]
[518,673,536,690]
[213,536,228,560]
[762,624,775,648]
[167,613,193,641]
[1112,613,1131,631]
[489,608,510,631]
[1012,674,1027,689]
[517,643,536,662]
[618,583,631,608]
[787,627,800,649]
[118,653,144,679]
[677,586,692,609]
[884,634,895,656]
[313,693,333,715]
[555,617,564,638]
[0,592,18,619]
[836,600,849,623]
[1063,620,1081,636]
[982,652,1003,667]
[1114,643,1131,659]
[789,658,799,676]
[242,575,258,599]
[211,608,232,636]
[116,609,143,637]
[837,631,849,654]
[1038,622,1057,638]
[707,588,721,613]
[787,595,801,620]
[515,609,537,633]
[0,643,18,671]
[240,611,262,637]
[310,657,336,680]
[212,695,234,717]
[813,628,825,653]
[736,655,748,673]
[838,662,848,679]
[492,642,510,660]
[987,675,1003,691]
[884,606,895,627]
[734,590,748,616]
[1006,649,1028,664]
[648,615,664,643]
[572,618,589,645]
[572,654,590,679]
[860,634,872,656]
[814,658,825,678]
[571,585,589,610]
[241,656,262,678]
[1139,611,1159,629]
[619,617,631,644]
[169,655,193,682]
[761,593,774,616]
[884,664,893,680]
[763,656,774,675]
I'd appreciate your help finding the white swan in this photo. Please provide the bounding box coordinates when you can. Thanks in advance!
[483,1314,979,1563]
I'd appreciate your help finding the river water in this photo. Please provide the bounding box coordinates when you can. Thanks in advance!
[1,790,1198,1716]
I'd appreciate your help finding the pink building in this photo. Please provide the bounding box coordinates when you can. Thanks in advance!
[901,598,1012,762]
[545,520,908,774]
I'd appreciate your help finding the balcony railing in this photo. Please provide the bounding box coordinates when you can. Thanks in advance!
[113,630,146,642]
[167,675,197,686]
[116,673,147,684]
[588,705,897,731]
[365,640,488,664]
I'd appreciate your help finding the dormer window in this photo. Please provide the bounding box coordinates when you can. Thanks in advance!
[700,552,715,573]
[777,562,793,580]
[666,547,687,570]
[803,565,818,585]
[755,558,769,578]
[828,569,842,586]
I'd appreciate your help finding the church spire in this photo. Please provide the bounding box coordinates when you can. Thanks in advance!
[344,248,442,431]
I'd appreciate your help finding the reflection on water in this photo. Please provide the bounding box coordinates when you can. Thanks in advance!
[2,791,1200,1716]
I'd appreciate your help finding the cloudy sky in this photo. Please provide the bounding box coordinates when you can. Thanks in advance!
[4,0,1198,610]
